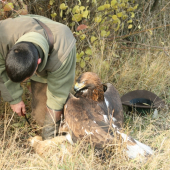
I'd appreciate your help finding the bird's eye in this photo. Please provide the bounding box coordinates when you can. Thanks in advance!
[82,80,87,84]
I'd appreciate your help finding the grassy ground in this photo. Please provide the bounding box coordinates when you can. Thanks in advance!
[0,1,170,169]
[0,48,170,169]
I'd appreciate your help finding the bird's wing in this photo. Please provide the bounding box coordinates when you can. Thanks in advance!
[103,83,124,128]
[64,95,113,148]
[64,94,153,158]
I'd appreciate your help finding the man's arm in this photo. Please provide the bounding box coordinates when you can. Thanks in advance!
[0,53,25,116]
[46,46,76,110]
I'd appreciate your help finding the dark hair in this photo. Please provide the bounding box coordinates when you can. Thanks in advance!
[5,41,39,82]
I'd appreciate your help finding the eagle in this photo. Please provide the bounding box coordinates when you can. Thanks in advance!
[64,72,153,159]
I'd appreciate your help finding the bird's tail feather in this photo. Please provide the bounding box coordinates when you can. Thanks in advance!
[111,123,153,159]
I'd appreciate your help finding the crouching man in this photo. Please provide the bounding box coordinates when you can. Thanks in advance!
[0,14,76,140]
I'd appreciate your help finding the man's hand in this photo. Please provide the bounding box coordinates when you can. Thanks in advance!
[10,101,26,116]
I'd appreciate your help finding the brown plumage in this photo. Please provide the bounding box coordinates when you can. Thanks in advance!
[74,72,124,128]
[64,94,113,148]
[64,72,123,147]
[64,72,153,158]
[74,72,105,102]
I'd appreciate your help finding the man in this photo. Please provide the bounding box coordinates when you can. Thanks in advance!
[0,14,76,140]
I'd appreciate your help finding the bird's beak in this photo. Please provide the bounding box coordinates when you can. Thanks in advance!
[74,82,85,92]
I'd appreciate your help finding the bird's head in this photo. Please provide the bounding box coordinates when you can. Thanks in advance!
[74,72,105,101]
[74,72,102,92]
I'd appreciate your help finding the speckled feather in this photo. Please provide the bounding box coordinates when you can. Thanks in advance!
[64,72,153,158]
[64,94,113,148]
[64,72,123,148]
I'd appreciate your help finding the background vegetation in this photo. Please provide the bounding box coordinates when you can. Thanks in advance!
[0,0,170,169]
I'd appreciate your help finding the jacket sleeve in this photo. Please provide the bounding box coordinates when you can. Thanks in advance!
[46,46,76,110]
[0,53,23,105]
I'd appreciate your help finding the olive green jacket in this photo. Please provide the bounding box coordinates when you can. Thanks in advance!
[0,14,76,110]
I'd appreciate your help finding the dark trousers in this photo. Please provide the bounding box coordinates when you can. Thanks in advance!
[31,80,47,126]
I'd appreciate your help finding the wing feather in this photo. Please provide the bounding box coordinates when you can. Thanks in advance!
[103,83,124,128]
[64,96,113,148]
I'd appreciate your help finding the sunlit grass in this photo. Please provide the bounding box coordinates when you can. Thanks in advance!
[0,43,170,169]
[1,1,170,169]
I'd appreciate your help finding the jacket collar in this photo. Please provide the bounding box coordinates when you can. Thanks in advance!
[15,32,49,72]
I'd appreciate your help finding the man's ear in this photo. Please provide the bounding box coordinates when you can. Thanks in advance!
[37,58,41,65]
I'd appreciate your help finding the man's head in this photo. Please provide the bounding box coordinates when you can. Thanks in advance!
[6,41,41,82]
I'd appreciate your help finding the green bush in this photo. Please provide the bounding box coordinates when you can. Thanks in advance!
[47,0,139,69]
[1,0,166,70]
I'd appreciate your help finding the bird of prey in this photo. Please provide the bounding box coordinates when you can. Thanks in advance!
[64,72,153,159]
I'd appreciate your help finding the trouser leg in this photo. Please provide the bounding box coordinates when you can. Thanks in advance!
[42,108,62,140]
[31,80,62,140]
[31,80,47,126]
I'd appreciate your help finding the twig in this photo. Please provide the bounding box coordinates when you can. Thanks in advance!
[103,24,170,40]
[117,45,161,51]
[117,40,170,51]
[161,1,170,11]
[164,49,170,57]
[5,112,15,130]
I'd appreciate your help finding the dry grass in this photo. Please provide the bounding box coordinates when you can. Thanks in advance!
[1,46,170,169]
[0,103,170,169]
[1,1,170,169]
